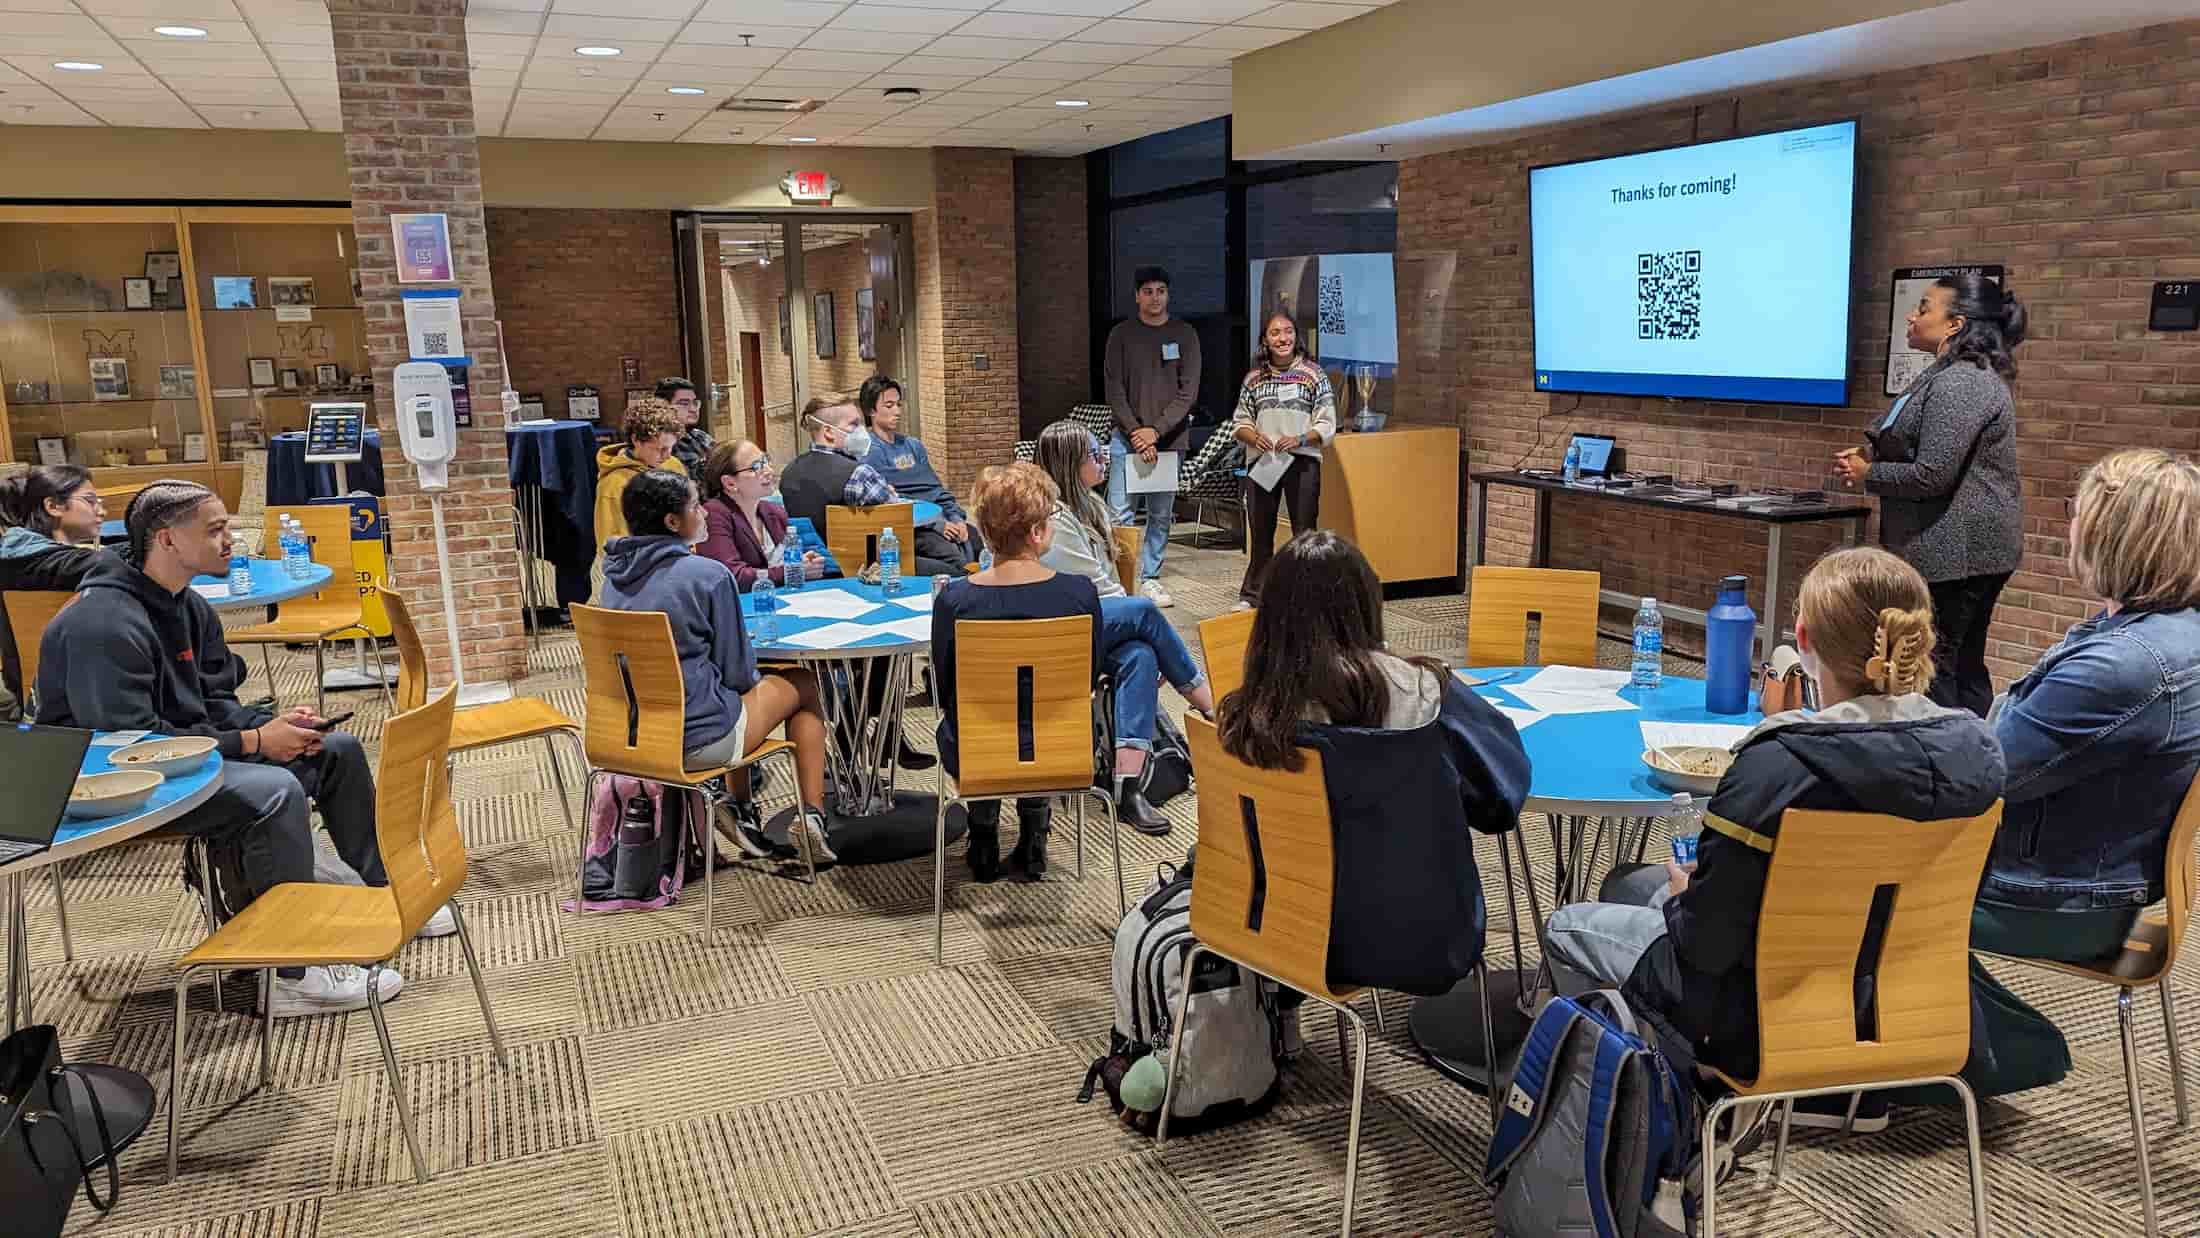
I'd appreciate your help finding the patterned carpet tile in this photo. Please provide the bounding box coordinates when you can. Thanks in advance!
[579,996,846,1136]
[609,1090,903,1237]
[314,1145,628,1238]
[332,1033,600,1188]
[807,963,1058,1085]
[910,1153,1225,1237]
[1160,1105,1494,1236]
[574,924,791,1030]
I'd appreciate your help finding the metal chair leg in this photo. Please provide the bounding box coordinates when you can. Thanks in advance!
[48,866,75,963]
[1157,942,1207,1147]
[2120,987,2160,1236]
[2161,982,2190,1128]
[699,787,714,938]
[258,969,272,1087]
[1473,960,1501,1133]
[313,641,327,718]
[1074,792,1085,880]
[1335,999,1371,1237]
[187,839,227,1015]
[1370,989,1387,1035]
[366,962,430,1184]
[932,764,951,964]
[258,643,280,710]
[1943,1073,1991,1236]
[572,769,604,907]
[1699,1095,1733,1238]
[1770,1098,1795,1186]
[449,900,508,1067]
[368,638,395,713]
[542,733,577,838]
[165,966,193,1183]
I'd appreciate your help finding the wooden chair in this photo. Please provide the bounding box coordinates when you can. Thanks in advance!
[571,604,807,914]
[165,684,504,1186]
[227,447,270,557]
[933,615,1119,961]
[378,585,584,842]
[1988,772,2200,1237]
[1465,565,1601,669]
[1197,608,1257,707]
[1698,804,2003,1237]
[1110,524,1140,596]
[823,501,914,575]
[225,504,391,715]
[1165,715,1492,1235]
[4,590,81,959]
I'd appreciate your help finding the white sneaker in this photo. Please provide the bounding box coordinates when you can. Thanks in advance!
[1230,599,1253,612]
[416,904,458,939]
[796,809,840,866]
[1140,579,1174,608]
[262,964,403,1018]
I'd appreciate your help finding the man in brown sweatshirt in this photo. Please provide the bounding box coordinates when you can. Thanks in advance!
[1103,264,1201,606]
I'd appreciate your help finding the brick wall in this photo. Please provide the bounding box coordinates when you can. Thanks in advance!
[329,0,524,684]
[485,208,682,423]
[1396,20,2200,682]
[1014,156,1091,437]
[914,148,1021,495]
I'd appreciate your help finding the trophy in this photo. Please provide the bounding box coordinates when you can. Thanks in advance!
[1353,366,1383,431]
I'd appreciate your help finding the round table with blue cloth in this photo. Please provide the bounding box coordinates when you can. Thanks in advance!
[266,429,386,506]
[1410,667,1763,1089]
[506,419,600,610]
[189,559,334,610]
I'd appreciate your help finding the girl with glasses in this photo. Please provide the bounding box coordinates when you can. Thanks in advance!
[0,463,107,719]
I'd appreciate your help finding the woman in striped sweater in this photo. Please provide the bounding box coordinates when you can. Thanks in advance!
[1232,311,1336,608]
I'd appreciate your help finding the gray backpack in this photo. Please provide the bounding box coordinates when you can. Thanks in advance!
[1077,851,1289,1135]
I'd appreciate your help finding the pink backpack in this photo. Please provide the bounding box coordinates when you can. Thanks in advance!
[565,775,705,912]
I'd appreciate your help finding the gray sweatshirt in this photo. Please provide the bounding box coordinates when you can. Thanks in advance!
[1865,358,2023,583]
[1042,503,1125,599]
[598,535,757,753]
[1103,316,1201,448]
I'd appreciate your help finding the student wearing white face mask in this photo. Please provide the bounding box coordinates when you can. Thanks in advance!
[776,390,962,578]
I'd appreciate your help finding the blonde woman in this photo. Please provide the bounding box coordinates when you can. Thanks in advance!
[1986,448,2200,961]
[1542,546,2012,1130]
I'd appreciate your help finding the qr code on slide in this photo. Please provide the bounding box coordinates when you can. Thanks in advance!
[422,331,450,355]
[1637,250,1702,340]
[1317,274,1346,336]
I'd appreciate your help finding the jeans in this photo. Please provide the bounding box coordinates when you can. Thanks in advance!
[914,525,975,575]
[1099,594,1204,750]
[1107,430,1175,584]
[1926,571,2010,718]
[1239,453,1320,604]
[171,731,383,978]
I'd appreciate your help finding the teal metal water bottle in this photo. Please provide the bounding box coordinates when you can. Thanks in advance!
[1704,575,1756,715]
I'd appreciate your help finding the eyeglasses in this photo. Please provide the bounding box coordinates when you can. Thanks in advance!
[742,457,774,475]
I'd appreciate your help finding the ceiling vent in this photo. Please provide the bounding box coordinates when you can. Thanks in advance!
[715,96,820,115]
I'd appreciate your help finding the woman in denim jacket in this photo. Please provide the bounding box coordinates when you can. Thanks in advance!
[1985,448,2200,962]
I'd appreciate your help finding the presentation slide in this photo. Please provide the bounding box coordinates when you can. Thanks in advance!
[1530,120,1857,405]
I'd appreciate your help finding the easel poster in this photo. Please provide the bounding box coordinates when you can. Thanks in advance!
[1887,265,2001,396]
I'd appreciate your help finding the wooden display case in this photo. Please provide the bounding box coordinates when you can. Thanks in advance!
[0,205,366,486]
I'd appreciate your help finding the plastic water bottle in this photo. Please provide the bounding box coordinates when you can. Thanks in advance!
[1562,438,1581,483]
[1705,574,1758,715]
[979,546,994,573]
[228,552,253,595]
[283,517,308,579]
[751,576,777,646]
[780,539,804,592]
[1631,597,1664,690]
[878,525,903,595]
[1668,792,1703,867]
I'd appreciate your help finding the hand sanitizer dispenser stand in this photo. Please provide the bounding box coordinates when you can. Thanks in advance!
[392,362,509,705]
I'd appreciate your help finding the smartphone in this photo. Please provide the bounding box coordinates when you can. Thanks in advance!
[310,711,356,732]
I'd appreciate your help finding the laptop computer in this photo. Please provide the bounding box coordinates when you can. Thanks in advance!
[1568,433,1617,479]
[0,724,95,866]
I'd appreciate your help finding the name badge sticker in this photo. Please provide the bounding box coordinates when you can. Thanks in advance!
[1161,342,1181,362]
[1879,392,1912,432]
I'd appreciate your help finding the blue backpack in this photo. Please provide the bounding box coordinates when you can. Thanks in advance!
[1484,991,1694,1238]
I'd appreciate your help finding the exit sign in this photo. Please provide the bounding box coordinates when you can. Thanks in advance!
[780,169,840,204]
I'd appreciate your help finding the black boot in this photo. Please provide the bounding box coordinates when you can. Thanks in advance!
[1007,800,1054,881]
[1116,778,1171,836]
[896,738,938,771]
[965,805,1002,883]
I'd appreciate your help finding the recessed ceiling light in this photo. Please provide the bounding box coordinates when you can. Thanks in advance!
[667,86,706,95]
[53,61,104,71]
[1054,99,1089,107]
[789,136,817,143]
[574,45,621,56]
[153,25,208,37]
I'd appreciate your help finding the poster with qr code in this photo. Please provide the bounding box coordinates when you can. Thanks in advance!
[1886,265,2001,396]
[401,288,466,363]
[1248,253,1397,376]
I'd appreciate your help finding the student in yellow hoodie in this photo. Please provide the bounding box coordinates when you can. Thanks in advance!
[595,396,686,555]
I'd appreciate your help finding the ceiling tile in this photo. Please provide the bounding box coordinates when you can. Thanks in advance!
[533,40,668,63]
[463,50,532,69]
[856,71,972,90]
[251,22,333,46]
[636,73,744,93]
[194,102,305,126]
[470,0,551,11]
[951,11,1096,37]
[774,48,901,70]
[6,12,110,37]
[1134,42,1234,66]
[540,13,683,39]
[84,101,208,125]
[550,0,702,16]
[989,0,1136,13]
[1025,38,1144,61]
[932,34,1052,57]
[984,58,1084,78]
[1089,62,1185,82]
[890,101,996,121]
[641,62,762,84]
[689,0,843,23]
[103,17,258,42]
[829,5,973,34]
[750,67,873,87]
[1056,79,1157,98]
[1196,23,1294,48]
[673,22,813,49]
[0,0,87,12]
[1117,0,1271,17]
[890,53,1011,74]
[1,98,101,123]
[163,76,296,100]
[954,74,1069,92]
[1239,0,1370,28]
[464,9,545,34]
[1069,16,1207,42]
[1183,66,1229,84]
[813,98,910,116]
[799,27,935,53]
[462,32,537,55]
[122,43,277,68]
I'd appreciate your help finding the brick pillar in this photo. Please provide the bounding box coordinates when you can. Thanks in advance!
[330,0,525,685]
[914,148,1020,496]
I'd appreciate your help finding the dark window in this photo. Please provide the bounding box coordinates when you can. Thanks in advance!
[1109,191,1225,320]
[1248,164,1398,260]
[1106,118,1227,198]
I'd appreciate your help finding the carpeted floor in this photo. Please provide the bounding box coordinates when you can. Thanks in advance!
[16,532,2194,1236]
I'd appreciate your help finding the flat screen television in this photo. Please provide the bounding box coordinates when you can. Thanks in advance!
[1529,119,1859,406]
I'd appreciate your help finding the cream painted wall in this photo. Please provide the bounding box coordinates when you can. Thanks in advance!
[0,127,936,209]
[1229,0,1954,157]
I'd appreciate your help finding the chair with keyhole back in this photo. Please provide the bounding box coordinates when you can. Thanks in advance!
[1111,524,1140,597]
[378,584,585,845]
[1987,771,2200,1237]
[823,502,915,576]
[933,615,1119,961]
[1464,566,1601,669]
[1165,715,1493,1236]
[1197,608,1257,708]
[571,603,807,909]
[1697,804,2004,1237]
[166,684,504,1187]
[225,504,391,715]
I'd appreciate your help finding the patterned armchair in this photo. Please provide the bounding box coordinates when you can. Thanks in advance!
[1176,428,1243,549]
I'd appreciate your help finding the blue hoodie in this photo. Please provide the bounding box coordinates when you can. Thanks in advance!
[598,534,757,753]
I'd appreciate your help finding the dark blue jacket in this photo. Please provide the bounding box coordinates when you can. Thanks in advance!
[1297,679,1530,996]
[1988,607,2200,913]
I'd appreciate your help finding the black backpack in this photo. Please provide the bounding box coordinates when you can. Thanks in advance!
[1137,710,1194,807]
